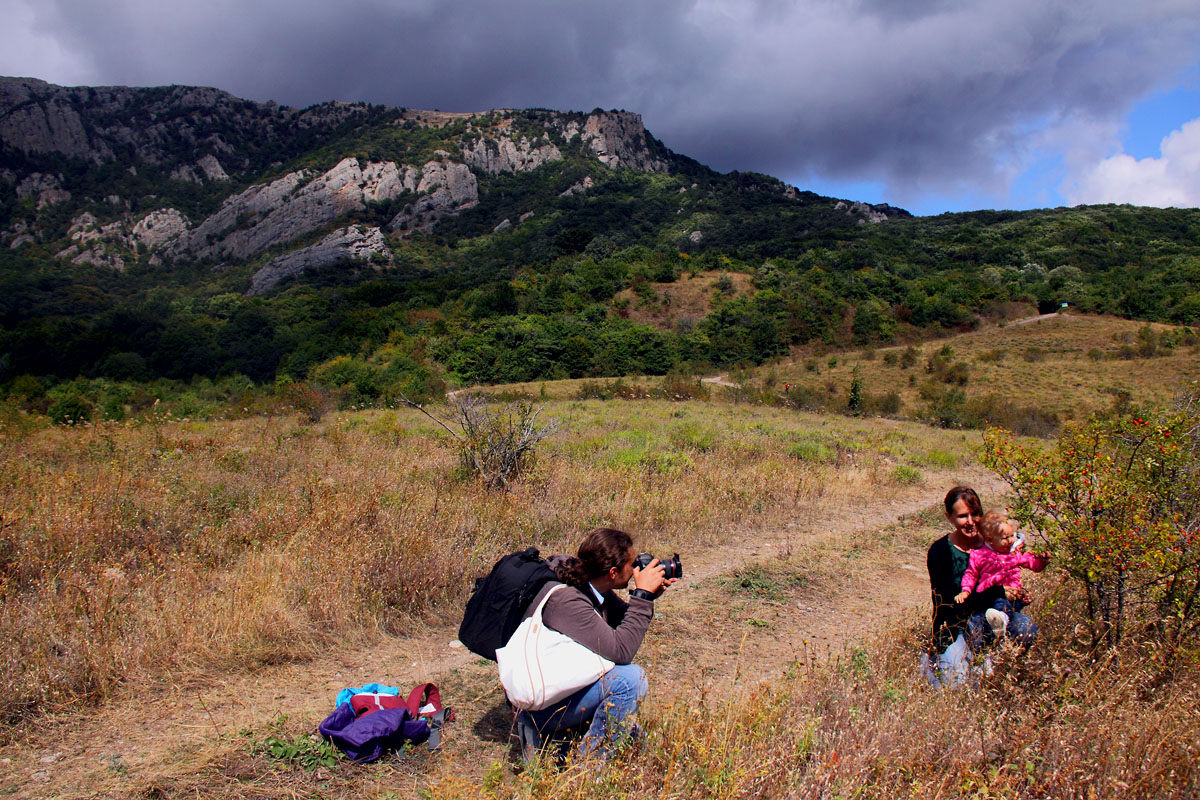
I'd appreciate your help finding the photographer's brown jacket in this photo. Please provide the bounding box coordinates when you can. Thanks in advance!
[522,581,654,664]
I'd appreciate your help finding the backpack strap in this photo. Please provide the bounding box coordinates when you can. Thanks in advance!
[407,683,455,750]
[406,682,440,715]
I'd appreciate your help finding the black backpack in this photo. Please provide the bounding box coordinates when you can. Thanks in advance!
[458,547,558,661]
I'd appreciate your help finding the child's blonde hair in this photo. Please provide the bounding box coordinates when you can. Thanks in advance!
[979,510,1009,543]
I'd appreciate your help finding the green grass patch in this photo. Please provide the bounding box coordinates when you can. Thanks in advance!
[720,563,804,601]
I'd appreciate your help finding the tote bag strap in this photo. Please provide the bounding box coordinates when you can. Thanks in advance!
[529,582,566,623]
[529,582,603,626]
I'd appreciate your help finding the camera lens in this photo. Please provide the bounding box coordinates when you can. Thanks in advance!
[635,552,682,580]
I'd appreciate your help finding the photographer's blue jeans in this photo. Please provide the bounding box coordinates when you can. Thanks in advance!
[519,664,647,760]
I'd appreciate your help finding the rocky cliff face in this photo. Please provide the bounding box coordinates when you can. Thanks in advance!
[247,224,390,295]
[15,172,70,208]
[165,157,415,262]
[0,79,684,285]
[0,77,372,169]
[834,200,903,224]
[461,134,562,175]
[387,158,479,236]
[561,111,670,173]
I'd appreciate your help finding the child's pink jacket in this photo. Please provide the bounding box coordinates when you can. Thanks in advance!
[961,547,1049,594]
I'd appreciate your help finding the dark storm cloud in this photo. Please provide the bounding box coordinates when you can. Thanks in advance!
[12,0,1200,205]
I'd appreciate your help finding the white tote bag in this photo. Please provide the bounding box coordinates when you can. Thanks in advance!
[496,584,615,711]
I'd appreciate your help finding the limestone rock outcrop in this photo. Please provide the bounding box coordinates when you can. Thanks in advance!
[5,220,35,249]
[560,175,595,197]
[461,134,562,175]
[71,246,126,271]
[171,154,230,183]
[0,77,373,168]
[170,157,412,263]
[835,200,891,224]
[15,172,71,208]
[132,209,190,250]
[0,80,100,160]
[558,111,668,173]
[387,160,479,236]
[247,225,390,296]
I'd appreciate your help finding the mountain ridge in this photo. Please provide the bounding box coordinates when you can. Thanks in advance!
[0,76,902,291]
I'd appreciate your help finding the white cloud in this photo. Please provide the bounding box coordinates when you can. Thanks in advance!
[1067,118,1200,207]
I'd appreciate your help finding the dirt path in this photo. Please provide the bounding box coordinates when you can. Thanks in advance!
[1008,311,1071,326]
[701,374,739,389]
[2,469,1003,798]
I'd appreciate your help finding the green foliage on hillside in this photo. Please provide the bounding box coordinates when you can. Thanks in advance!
[4,95,1200,403]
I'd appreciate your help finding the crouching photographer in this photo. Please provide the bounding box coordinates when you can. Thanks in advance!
[507,527,677,762]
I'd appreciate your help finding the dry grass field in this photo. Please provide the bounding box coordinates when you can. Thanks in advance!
[0,401,970,725]
[458,313,1199,425]
[1,313,1197,798]
[610,269,755,330]
[770,312,1199,424]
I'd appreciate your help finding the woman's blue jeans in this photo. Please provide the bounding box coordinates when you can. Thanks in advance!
[927,611,1039,687]
[518,664,648,759]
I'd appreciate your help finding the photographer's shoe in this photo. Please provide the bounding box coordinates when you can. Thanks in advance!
[516,715,541,764]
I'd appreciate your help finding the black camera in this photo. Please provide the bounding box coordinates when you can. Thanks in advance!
[634,552,682,580]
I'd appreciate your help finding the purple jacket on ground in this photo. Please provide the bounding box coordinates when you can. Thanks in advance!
[318,702,430,762]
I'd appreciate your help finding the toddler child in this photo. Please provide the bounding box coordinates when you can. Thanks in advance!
[955,510,1049,638]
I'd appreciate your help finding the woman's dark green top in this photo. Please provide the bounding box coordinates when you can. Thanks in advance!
[926,534,1005,651]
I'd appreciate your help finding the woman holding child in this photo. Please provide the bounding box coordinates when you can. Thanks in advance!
[926,485,1042,683]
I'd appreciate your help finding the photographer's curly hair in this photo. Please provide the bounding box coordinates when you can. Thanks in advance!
[552,527,634,591]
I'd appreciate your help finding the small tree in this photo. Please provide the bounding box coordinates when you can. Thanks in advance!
[847,370,862,414]
[982,387,1200,657]
[402,394,558,490]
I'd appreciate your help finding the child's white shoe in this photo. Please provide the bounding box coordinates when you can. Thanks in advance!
[985,608,1009,639]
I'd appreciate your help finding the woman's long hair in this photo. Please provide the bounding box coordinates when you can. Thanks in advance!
[552,528,633,591]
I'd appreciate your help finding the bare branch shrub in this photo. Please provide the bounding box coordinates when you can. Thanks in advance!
[402,394,558,490]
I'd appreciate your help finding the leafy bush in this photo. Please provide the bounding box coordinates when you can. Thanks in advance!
[278,379,336,423]
[47,392,93,425]
[868,390,902,416]
[574,380,618,400]
[983,389,1200,656]
[966,394,1060,437]
[789,436,834,463]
